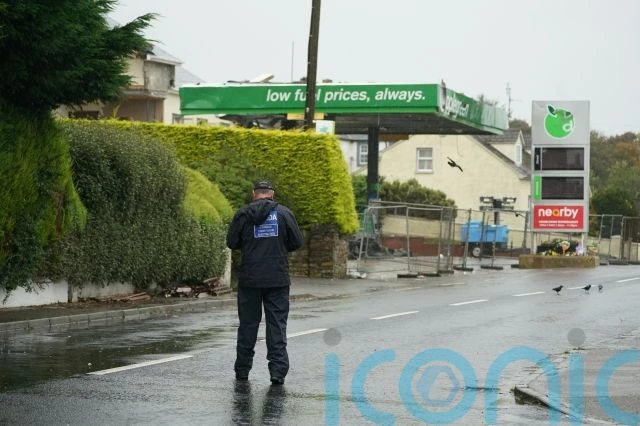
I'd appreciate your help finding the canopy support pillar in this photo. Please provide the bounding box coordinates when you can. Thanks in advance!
[367,125,380,202]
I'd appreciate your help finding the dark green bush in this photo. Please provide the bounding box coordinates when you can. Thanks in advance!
[0,108,86,293]
[352,175,456,211]
[60,121,227,288]
[379,178,456,209]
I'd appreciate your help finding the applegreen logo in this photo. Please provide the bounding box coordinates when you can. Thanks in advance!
[544,105,574,139]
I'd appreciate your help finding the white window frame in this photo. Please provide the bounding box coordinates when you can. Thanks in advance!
[416,148,433,172]
[358,142,368,166]
[172,113,184,124]
[514,142,523,166]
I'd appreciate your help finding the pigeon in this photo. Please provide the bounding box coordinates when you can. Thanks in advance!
[598,284,604,292]
[552,285,563,295]
[446,157,463,172]
[582,284,592,293]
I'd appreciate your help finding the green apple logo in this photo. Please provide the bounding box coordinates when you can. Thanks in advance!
[544,105,574,139]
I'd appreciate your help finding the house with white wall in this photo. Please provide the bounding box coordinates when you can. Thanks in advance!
[56,19,230,126]
[339,134,396,173]
[355,129,531,212]
[56,44,230,127]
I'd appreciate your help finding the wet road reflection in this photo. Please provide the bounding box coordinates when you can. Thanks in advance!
[232,381,287,425]
[0,311,238,391]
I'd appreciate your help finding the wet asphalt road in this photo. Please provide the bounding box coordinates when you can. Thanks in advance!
[2,266,640,425]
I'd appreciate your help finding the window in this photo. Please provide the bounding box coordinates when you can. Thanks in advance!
[514,142,523,166]
[416,148,433,172]
[358,142,368,166]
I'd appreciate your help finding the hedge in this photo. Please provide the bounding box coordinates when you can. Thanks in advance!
[76,120,359,234]
[60,120,228,288]
[0,108,86,293]
[182,166,233,225]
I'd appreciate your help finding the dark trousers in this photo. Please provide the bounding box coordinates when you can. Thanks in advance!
[235,285,290,378]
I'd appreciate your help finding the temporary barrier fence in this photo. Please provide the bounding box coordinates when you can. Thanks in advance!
[351,204,640,278]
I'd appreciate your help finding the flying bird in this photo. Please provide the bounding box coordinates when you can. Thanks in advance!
[446,157,463,172]
[598,284,604,292]
[552,285,563,295]
[582,284,592,293]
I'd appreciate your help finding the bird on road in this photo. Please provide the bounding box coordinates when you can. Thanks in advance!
[582,284,592,293]
[598,284,604,292]
[446,157,463,172]
[552,285,563,295]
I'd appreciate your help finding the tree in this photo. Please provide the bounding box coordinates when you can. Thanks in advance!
[591,187,637,217]
[589,131,640,197]
[379,178,456,208]
[606,160,640,205]
[0,1,154,293]
[476,94,499,106]
[351,174,368,213]
[0,0,154,115]
[608,131,639,145]
[351,175,456,213]
[508,119,531,131]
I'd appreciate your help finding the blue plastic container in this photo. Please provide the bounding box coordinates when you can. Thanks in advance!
[461,220,509,244]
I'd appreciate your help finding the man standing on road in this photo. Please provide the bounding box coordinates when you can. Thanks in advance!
[226,180,304,385]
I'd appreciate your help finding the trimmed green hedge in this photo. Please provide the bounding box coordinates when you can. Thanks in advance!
[60,121,228,288]
[77,120,359,234]
[183,166,233,225]
[0,108,86,293]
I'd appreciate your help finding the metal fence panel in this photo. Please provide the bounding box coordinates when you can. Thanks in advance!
[351,205,640,277]
[351,201,456,278]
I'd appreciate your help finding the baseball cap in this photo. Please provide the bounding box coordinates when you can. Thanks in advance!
[253,180,274,190]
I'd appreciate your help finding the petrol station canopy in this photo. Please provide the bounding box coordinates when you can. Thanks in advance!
[179,82,508,135]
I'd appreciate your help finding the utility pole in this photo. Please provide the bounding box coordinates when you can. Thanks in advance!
[304,0,321,130]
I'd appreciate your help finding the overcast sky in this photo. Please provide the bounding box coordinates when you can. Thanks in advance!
[110,0,639,135]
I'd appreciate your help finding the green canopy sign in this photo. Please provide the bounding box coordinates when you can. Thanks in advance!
[180,83,439,114]
[179,83,508,134]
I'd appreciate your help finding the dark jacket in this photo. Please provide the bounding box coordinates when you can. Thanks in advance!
[226,199,303,288]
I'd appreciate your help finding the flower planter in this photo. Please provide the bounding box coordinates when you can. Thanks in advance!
[518,254,599,269]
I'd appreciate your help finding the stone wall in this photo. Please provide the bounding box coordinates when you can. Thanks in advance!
[290,225,348,279]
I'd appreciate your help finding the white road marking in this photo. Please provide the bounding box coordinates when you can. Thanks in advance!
[449,299,488,306]
[87,354,192,376]
[568,286,586,290]
[288,328,327,338]
[259,328,327,342]
[513,291,545,297]
[439,282,466,287]
[370,311,419,320]
[395,286,421,291]
[616,277,640,283]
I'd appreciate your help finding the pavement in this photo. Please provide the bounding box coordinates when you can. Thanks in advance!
[513,330,640,425]
[0,275,415,334]
[1,266,639,425]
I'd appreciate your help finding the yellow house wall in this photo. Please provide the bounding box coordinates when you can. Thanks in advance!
[491,144,515,162]
[368,134,531,212]
[164,92,180,124]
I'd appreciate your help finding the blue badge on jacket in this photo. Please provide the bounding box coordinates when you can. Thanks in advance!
[254,210,278,238]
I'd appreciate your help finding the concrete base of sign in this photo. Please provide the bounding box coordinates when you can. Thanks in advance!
[518,254,599,269]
